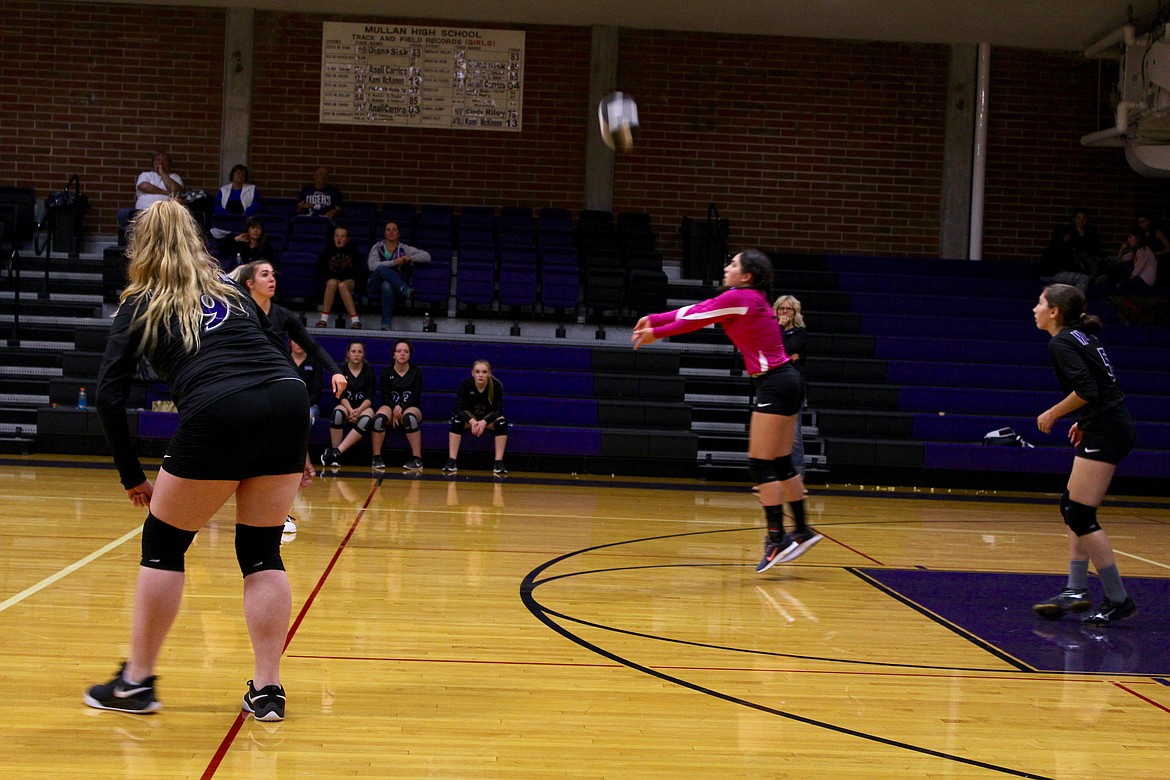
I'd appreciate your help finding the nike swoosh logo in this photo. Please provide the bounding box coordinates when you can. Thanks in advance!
[114,684,151,698]
[1084,448,1101,453]
[163,455,171,458]
[757,402,773,408]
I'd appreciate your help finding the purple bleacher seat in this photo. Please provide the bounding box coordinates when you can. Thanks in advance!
[258,197,298,217]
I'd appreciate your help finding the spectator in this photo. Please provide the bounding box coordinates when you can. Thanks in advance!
[290,339,323,429]
[1040,209,1102,293]
[443,359,508,476]
[774,294,808,478]
[117,151,184,228]
[220,217,274,271]
[320,340,377,468]
[214,164,260,217]
[371,339,425,471]
[1136,212,1170,264]
[296,166,343,220]
[315,225,363,329]
[366,221,430,330]
[1115,229,1158,296]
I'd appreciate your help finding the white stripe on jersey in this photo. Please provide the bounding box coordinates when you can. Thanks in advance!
[678,304,749,322]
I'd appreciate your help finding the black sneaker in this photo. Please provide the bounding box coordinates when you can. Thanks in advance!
[1032,587,1091,619]
[1081,595,1137,627]
[493,460,508,476]
[319,448,340,467]
[84,662,161,714]
[755,534,798,573]
[441,458,458,474]
[242,680,286,722]
[370,455,385,470]
[403,457,424,471]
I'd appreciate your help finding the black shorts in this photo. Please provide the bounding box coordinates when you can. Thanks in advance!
[162,379,310,481]
[751,363,804,416]
[1076,405,1136,465]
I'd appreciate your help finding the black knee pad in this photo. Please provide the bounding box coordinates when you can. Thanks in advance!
[772,454,798,482]
[1059,490,1071,520]
[403,412,420,433]
[354,414,373,435]
[372,413,388,433]
[449,415,468,434]
[748,457,780,485]
[490,417,508,436]
[235,524,286,578]
[140,512,197,572]
[330,407,347,429]
[1064,500,1102,537]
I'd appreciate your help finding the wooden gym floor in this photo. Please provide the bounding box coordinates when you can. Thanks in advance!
[2,454,1169,779]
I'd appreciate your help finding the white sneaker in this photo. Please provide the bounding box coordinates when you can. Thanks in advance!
[283,516,297,534]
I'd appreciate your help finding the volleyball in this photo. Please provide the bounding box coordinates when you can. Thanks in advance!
[598,91,639,153]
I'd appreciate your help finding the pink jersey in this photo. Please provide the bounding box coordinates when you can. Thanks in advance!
[647,287,790,375]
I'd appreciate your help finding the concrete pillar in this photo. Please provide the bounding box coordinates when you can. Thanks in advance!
[220,7,255,183]
[584,26,619,211]
[939,44,977,260]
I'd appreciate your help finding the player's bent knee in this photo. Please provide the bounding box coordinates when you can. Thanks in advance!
[372,413,388,433]
[354,414,373,435]
[140,512,197,572]
[748,457,780,485]
[490,418,508,436]
[330,407,346,429]
[449,415,467,434]
[403,412,420,433]
[1064,500,1102,536]
[235,524,285,577]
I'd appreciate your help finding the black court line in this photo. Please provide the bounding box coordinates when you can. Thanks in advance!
[520,532,1052,779]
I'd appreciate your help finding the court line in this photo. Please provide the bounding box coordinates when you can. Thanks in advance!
[0,525,142,614]
[1113,682,1170,714]
[200,476,383,780]
[1114,549,1170,571]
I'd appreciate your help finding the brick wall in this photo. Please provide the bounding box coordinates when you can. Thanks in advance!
[0,1,225,230]
[3,1,1168,264]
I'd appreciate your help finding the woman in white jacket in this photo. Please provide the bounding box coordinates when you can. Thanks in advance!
[214,164,260,217]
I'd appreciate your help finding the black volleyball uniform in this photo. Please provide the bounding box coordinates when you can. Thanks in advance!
[1048,327,1135,463]
[381,364,424,411]
[781,326,807,374]
[339,364,377,409]
[453,378,504,423]
[295,355,324,405]
[96,280,308,488]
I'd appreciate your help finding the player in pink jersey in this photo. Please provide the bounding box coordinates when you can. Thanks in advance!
[633,249,821,572]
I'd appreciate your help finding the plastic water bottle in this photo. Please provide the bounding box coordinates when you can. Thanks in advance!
[423,311,434,332]
[78,387,87,409]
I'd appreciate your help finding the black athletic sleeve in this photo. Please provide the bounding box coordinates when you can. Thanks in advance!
[783,327,808,363]
[453,378,472,422]
[281,314,341,375]
[95,298,148,490]
[1048,336,1098,401]
[408,367,423,408]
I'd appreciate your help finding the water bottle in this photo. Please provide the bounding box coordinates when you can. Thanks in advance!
[423,311,434,332]
[77,387,87,409]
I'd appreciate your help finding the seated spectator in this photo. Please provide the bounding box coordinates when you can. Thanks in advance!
[315,225,363,329]
[320,340,377,468]
[214,163,260,217]
[1137,212,1170,262]
[1040,209,1102,293]
[219,217,273,270]
[366,221,430,330]
[290,339,323,428]
[1116,230,1158,295]
[117,151,183,228]
[296,166,343,220]
[371,339,425,471]
[443,359,508,476]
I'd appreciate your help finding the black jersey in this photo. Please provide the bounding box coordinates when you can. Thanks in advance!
[380,364,423,409]
[1048,327,1126,427]
[96,279,299,488]
[454,377,504,423]
[319,242,362,281]
[294,355,324,402]
[340,363,376,407]
[781,326,807,373]
[266,303,341,375]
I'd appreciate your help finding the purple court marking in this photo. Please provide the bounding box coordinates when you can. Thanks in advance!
[859,569,1170,676]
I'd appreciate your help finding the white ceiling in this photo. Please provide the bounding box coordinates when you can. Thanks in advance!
[79,0,1161,51]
